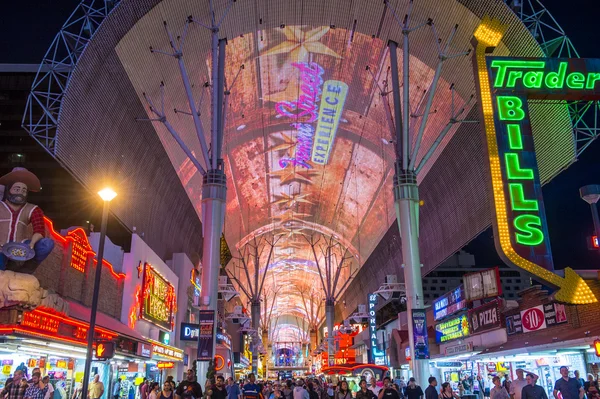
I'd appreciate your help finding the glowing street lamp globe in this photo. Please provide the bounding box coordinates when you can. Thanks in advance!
[98,188,117,202]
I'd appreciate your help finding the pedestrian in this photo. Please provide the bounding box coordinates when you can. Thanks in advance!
[113,379,122,399]
[175,370,203,399]
[88,376,104,399]
[141,380,149,399]
[404,378,423,399]
[42,377,53,399]
[149,383,160,399]
[522,373,548,399]
[24,372,48,399]
[553,367,584,399]
[243,374,261,399]
[307,383,319,399]
[283,382,294,399]
[491,377,510,399]
[1,370,28,399]
[440,383,459,399]
[584,375,599,399]
[356,380,375,399]
[211,377,228,399]
[511,369,534,399]
[72,383,83,399]
[159,381,174,399]
[370,380,381,398]
[294,380,309,399]
[575,373,586,391]
[378,378,400,399]
[227,378,242,399]
[474,376,485,399]
[336,382,351,399]
[424,378,437,399]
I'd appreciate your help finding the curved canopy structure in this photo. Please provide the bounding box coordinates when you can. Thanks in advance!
[25,0,577,341]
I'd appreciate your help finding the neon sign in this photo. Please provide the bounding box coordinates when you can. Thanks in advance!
[141,263,176,330]
[368,293,385,364]
[472,18,597,304]
[435,314,469,343]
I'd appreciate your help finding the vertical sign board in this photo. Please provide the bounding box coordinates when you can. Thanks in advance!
[368,293,385,364]
[411,309,430,359]
[197,310,215,361]
[141,263,176,331]
[473,19,598,305]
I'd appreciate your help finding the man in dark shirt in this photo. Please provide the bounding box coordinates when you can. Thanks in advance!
[522,373,548,399]
[424,378,438,399]
[211,376,228,399]
[553,367,584,399]
[176,370,203,399]
[378,377,400,399]
[404,378,424,399]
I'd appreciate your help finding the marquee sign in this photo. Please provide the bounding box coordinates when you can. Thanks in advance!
[140,263,177,330]
[505,302,567,335]
[472,18,597,304]
[435,314,469,343]
[433,285,467,321]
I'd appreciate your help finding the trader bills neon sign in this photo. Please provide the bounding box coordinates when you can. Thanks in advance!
[275,62,348,168]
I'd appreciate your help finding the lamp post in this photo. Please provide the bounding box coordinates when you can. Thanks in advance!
[81,188,117,399]
[580,185,600,246]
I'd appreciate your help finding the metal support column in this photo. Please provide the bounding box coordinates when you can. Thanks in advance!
[325,300,335,366]
[389,39,429,384]
[251,300,261,374]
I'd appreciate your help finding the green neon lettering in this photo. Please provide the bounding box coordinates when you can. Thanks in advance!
[490,60,546,88]
[587,73,600,89]
[523,71,544,88]
[514,214,544,246]
[506,71,523,88]
[506,124,523,150]
[497,96,525,121]
[544,62,567,89]
[566,72,585,89]
[509,183,539,211]
[505,153,534,179]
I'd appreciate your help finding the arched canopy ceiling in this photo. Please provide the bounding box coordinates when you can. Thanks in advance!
[54,0,575,341]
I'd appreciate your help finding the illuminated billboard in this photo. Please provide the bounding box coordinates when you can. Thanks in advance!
[140,263,177,330]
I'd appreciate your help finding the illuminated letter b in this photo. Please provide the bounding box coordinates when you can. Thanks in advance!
[497,96,525,121]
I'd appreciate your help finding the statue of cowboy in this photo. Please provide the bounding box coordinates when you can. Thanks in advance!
[0,167,55,273]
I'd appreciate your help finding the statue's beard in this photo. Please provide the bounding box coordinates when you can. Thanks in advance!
[7,193,26,205]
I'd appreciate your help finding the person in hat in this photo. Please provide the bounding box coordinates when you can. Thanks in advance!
[0,167,54,273]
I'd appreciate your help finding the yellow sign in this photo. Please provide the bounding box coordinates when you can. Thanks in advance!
[472,17,596,304]
[220,234,232,267]
[2,365,11,374]
[75,372,84,383]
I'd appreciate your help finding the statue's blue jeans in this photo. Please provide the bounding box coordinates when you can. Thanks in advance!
[0,237,55,273]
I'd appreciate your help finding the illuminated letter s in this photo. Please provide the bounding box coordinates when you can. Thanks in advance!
[514,214,544,246]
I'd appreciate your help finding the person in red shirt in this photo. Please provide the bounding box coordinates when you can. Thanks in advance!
[0,167,54,273]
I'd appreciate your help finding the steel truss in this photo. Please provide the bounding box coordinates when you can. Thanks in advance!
[505,0,599,155]
[22,0,121,153]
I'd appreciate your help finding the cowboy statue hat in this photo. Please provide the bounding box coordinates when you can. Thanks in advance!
[0,167,41,192]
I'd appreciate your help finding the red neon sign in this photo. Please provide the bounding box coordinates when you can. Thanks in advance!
[593,236,599,249]
[595,340,600,357]
[44,217,125,279]
[215,355,225,371]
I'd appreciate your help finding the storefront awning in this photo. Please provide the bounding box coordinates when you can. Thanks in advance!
[473,332,600,360]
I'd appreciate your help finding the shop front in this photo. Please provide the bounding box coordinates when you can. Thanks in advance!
[149,340,184,383]
[233,352,251,380]
[0,306,154,399]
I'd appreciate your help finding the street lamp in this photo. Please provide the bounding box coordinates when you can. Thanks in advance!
[579,185,600,247]
[81,188,117,399]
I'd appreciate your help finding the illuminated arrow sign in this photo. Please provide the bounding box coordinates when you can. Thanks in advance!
[95,341,115,360]
[472,17,597,304]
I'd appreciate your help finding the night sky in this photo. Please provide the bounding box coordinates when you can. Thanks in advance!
[1,0,598,269]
